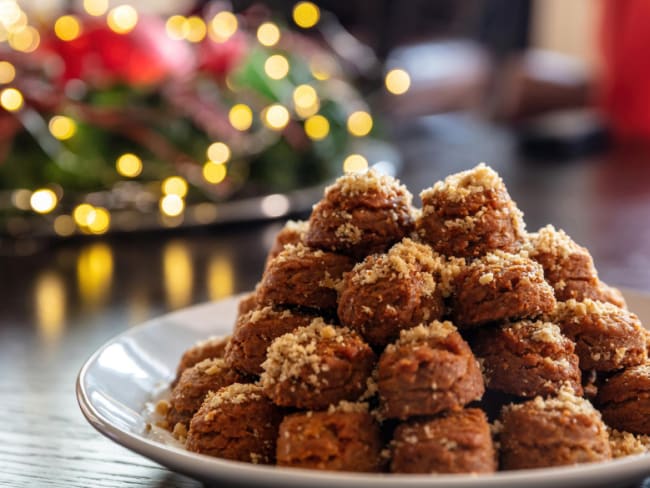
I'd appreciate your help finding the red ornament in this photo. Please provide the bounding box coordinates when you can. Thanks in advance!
[198,32,247,78]
[40,16,196,87]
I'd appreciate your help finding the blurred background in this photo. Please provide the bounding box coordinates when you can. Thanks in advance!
[3,0,650,336]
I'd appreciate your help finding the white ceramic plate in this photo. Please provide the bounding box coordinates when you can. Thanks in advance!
[77,290,650,488]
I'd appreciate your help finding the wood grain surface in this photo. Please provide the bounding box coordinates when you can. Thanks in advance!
[2,114,650,487]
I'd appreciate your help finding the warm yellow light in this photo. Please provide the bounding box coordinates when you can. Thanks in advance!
[1,87,23,111]
[184,16,207,43]
[73,203,95,227]
[228,103,253,131]
[203,161,227,184]
[0,61,16,84]
[343,154,368,173]
[293,1,320,28]
[293,84,319,118]
[83,0,109,16]
[304,114,329,140]
[264,54,290,80]
[207,142,230,164]
[163,241,193,309]
[256,22,280,47]
[160,194,185,217]
[162,176,188,197]
[77,243,113,308]
[116,153,142,177]
[35,271,66,344]
[54,15,82,41]
[30,189,58,214]
[347,110,373,137]
[209,11,238,42]
[48,115,77,140]
[88,207,110,234]
[385,68,411,95]
[0,1,22,27]
[165,15,186,40]
[8,25,40,52]
[263,104,290,130]
[208,254,234,300]
[107,5,138,34]
[53,215,75,236]
[11,188,31,210]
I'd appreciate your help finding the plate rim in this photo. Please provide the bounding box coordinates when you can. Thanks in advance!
[76,290,650,487]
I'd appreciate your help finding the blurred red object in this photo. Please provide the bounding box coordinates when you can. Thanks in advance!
[40,16,195,87]
[199,32,246,78]
[600,0,650,139]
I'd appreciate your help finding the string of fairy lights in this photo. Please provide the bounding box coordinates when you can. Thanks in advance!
[0,0,412,238]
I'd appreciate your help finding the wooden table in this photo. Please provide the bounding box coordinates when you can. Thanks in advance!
[2,114,650,487]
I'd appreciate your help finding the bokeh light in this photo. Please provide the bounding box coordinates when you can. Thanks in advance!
[203,161,227,184]
[256,22,280,47]
[107,5,138,34]
[304,114,330,140]
[1,87,24,111]
[30,189,58,214]
[165,15,186,40]
[207,142,230,164]
[54,15,81,41]
[184,16,207,43]
[385,68,411,95]
[293,2,320,28]
[263,104,290,130]
[228,103,253,131]
[343,154,368,173]
[83,0,109,16]
[8,25,40,52]
[73,204,95,227]
[264,54,290,80]
[11,189,31,210]
[116,153,142,177]
[210,11,238,42]
[53,215,75,236]
[88,207,110,234]
[347,110,373,137]
[0,61,16,84]
[160,194,185,216]
[293,84,319,118]
[48,115,77,140]
[162,176,188,197]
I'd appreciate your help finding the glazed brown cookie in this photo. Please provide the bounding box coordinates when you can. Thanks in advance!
[417,163,526,258]
[225,305,316,376]
[186,383,283,464]
[552,299,647,372]
[338,238,445,348]
[260,319,375,409]
[277,401,382,472]
[597,364,650,435]
[453,251,556,328]
[528,225,626,307]
[391,408,496,474]
[499,387,611,470]
[305,169,415,259]
[173,336,230,386]
[258,243,354,311]
[473,320,582,397]
[167,358,249,431]
[377,321,484,420]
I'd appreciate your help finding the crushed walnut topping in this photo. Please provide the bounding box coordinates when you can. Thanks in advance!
[505,383,600,417]
[393,321,457,347]
[325,169,412,203]
[260,319,354,388]
[527,224,586,259]
[327,400,369,414]
[205,383,263,409]
[420,163,504,203]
